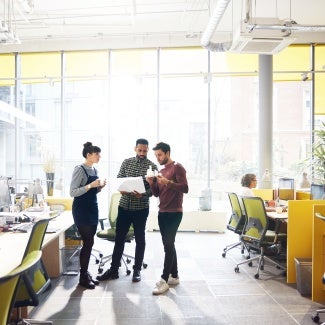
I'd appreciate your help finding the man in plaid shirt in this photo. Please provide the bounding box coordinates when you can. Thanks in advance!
[97,138,157,283]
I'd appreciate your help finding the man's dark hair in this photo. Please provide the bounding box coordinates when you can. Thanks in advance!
[136,138,149,146]
[152,142,170,154]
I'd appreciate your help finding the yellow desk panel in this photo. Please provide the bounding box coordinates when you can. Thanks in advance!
[296,191,311,200]
[312,205,325,302]
[252,189,274,200]
[287,200,325,284]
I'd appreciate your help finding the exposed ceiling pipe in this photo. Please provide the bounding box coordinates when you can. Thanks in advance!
[201,0,232,52]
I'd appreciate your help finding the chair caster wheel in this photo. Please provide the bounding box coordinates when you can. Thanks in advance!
[143,263,148,269]
[260,265,264,271]
[311,313,319,322]
[99,253,103,258]
[248,262,253,267]
[222,253,226,258]
[234,267,239,273]
[254,273,259,279]
[126,270,131,275]
[95,259,100,264]
[98,268,103,274]
[126,258,131,264]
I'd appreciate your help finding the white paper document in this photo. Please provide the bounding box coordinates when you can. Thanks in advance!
[117,176,146,193]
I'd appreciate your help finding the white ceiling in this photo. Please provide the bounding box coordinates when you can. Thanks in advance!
[1,0,325,53]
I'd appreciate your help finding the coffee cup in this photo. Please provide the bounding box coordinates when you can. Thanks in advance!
[275,206,283,214]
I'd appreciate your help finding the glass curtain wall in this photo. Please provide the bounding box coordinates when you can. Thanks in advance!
[0,45,320,212]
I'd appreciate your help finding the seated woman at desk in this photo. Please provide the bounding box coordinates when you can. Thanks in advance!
[239,173,276,211]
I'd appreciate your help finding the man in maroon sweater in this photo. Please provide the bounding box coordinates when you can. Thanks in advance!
[146,142,188,295]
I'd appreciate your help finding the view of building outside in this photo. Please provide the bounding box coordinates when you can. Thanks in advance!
[0,46,320,213]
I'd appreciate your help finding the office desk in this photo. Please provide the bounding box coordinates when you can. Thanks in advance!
[0,211,74,278]
[267,211,288,221]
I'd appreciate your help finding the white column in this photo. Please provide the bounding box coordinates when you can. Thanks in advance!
[259,55,273,189]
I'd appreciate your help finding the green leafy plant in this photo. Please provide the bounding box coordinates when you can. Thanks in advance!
[312,121,325,183]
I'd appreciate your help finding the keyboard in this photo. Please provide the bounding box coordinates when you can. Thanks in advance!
[11,222,34,233]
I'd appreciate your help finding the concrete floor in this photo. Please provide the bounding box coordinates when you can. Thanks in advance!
[28,230,325,325]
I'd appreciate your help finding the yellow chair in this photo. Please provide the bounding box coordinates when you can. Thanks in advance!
[13,218,53,324]
[222,192,248,258]
[234,196,286,279]
[96,192,147,275]
[0,251,43,325]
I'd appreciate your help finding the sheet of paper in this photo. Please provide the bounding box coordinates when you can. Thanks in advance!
[117,176,146,193]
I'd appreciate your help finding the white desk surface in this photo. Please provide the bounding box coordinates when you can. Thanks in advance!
[267,211,288,220]
[0,211,73,277]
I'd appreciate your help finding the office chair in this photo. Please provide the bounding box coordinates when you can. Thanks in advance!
[96,192,147,275]
[0,251,43,325]
[222,192,248,258]
[63,224,102,275]
[311,274,325,324]
[13,218,53,324]
[234,196,287,279]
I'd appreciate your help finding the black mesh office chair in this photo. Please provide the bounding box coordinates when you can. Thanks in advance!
[222,192,248,258]
[63,224,102,275]
[234,196,287,279]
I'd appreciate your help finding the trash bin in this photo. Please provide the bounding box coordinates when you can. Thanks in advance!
[294,257,312,296]
[60,246,80,275]
[199,188,212,211]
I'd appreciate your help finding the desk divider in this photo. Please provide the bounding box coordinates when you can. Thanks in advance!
[312,205,325,302]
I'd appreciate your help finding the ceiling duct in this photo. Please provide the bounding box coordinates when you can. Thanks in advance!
[200,0,232,52]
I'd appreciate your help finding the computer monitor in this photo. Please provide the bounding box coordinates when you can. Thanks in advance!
[0,177,11,211]
[278,177,295,189]
[310,183,325,200]
[278,177,295,201]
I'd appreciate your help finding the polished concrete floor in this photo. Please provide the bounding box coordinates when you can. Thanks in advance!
[28,230,325,325]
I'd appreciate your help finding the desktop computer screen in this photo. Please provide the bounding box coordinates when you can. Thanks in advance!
[278,177,295,189]
[310,183,325,200]
[0,177,11,211]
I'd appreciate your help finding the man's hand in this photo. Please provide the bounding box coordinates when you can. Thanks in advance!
[132,191,142,198]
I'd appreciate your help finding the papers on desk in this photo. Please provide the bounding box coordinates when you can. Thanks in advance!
[117,177,145,193]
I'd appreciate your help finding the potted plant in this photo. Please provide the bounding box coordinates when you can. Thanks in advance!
[42,147,56,196]
[311,121,325,184]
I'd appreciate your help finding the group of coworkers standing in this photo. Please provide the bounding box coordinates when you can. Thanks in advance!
[69,139,188,295]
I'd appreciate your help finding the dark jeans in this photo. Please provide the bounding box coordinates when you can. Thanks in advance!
[158,212,182,282]
[111,206,149,272]
[77,224,97,274]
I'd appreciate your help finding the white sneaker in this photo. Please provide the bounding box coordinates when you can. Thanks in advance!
[152,278,169,295]
[167,275,180,285]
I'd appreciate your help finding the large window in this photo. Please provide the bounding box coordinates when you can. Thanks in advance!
[0,45,320,213]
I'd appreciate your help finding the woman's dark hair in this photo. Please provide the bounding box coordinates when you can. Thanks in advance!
[241,173,256,187]
[82,141,101,158]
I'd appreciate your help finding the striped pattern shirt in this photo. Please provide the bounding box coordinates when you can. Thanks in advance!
[117,156,157,210]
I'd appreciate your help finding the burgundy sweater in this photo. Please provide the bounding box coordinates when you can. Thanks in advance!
[150,161,188,213]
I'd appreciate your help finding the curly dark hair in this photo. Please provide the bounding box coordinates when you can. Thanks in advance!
[241,173,256,187]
